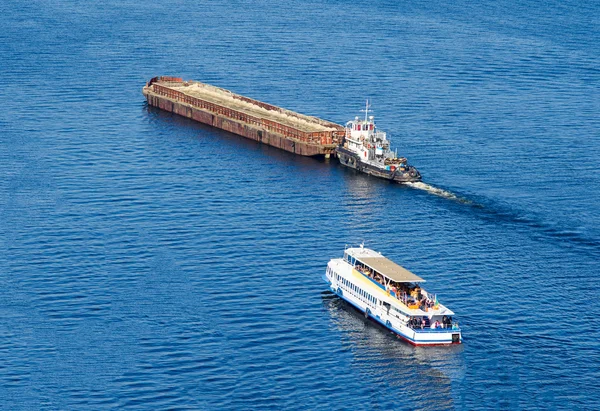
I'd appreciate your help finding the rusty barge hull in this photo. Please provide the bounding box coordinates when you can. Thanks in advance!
[143,77,345,157]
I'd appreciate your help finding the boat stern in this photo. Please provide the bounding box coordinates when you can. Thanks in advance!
[409,328,462,346]
[392,165,422,183]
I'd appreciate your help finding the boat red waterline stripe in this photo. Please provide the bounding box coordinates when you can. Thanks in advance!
[326,276,460,345]
[336,288,458,345]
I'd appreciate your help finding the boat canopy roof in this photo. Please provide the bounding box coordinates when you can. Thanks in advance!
[346,247,425,283]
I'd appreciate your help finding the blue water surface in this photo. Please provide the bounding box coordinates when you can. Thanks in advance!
[1,0,599,409]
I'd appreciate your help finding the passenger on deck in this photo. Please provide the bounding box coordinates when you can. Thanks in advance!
[434,320,441,329]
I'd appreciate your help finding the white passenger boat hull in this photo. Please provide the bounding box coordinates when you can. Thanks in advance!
[324,257,462,346]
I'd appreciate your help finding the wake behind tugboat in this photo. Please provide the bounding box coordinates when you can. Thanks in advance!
[334,102,475,206]
[405,182,471,204]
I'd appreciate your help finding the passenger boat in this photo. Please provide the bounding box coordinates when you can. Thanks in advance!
[335,102,422,183]
[324,245,462,346]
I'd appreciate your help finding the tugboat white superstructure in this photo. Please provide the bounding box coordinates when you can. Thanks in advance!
[336,102,421,183]
[324,245,462,346]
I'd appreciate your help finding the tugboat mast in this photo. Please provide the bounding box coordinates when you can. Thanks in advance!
[361,99,371,124]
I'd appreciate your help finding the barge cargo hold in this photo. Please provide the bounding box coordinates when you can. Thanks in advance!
[143,76,346,157]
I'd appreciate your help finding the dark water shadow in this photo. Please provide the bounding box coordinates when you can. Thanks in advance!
[321,291,464,410]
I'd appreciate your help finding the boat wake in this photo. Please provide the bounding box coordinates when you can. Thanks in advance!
[405,181,600,257]
[405,182,471,204]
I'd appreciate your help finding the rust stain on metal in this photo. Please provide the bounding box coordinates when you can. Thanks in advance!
[143,76,344,156]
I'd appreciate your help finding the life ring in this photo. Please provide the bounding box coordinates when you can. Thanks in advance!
[409,169,416,177]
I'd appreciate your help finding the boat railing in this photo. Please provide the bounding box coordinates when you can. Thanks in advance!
[411,327,461,334]
[356,267,424,306]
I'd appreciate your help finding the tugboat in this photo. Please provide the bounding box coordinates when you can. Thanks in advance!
[336,102,421,183]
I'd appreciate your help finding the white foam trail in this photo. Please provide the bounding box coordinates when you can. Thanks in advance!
[405,182,470,203]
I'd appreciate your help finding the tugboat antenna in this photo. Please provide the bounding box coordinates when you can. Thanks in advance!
[360,100,372,123]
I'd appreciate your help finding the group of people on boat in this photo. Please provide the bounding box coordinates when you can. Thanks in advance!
[408,315,458,330]
[356,264,438,312]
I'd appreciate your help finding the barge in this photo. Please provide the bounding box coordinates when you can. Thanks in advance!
[324,245,461,346]
[143,76,345,157]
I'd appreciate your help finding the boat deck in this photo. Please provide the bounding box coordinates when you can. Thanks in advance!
[154,80,341,133]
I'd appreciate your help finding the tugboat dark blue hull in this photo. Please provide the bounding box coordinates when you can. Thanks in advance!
[336,147,422,183]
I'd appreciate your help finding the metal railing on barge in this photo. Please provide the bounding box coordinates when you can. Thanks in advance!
[146,79,344,146]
